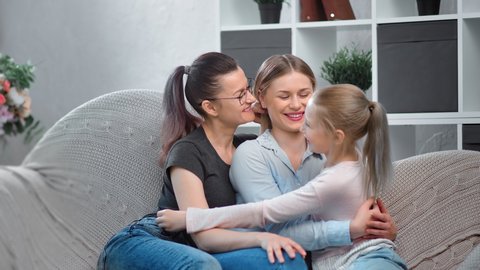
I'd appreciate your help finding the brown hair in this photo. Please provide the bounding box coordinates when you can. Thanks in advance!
[159,52,239,165]
[310,84,392,197]
[254,54,316,129]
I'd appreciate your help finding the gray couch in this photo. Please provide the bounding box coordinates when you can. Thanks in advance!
[0,89,479,269]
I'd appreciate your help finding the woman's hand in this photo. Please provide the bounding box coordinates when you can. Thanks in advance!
[350,197,376,240]
[256,232,306,264]
[364,198,397,241]
[251,101,267,124]
[350,197,398,241]
[156,209,187,232]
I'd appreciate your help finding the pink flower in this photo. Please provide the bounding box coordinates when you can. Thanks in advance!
[0,94,5,105]
[2,80,10,93]
[0,105,14,124]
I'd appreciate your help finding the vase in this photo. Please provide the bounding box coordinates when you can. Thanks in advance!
[416,0,441,16]
[257,3,282,24]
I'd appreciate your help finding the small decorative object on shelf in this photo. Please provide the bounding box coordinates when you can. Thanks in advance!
[253,0,286,24]
[416,0,441,16]
[0,53,42,144]
[300,0,326,22]
[300,0,355,22]
[320,45,372,92]
[321,0,355,21]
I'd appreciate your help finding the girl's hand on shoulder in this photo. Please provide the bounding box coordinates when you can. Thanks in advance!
[156,209,186,232]
[256,232,306,264]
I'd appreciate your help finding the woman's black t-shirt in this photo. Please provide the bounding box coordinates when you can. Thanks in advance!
[156,126,255,246]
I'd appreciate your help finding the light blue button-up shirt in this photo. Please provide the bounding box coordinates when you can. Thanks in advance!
[230,130,352,251]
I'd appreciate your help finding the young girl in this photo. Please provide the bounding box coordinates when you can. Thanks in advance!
[157,84,407,269]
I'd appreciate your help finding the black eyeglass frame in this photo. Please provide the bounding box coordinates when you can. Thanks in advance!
[203,78,254,105]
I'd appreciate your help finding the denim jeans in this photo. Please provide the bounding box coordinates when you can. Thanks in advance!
[213,247,307,270]
[97,216,307,270]
[349,247,408,270]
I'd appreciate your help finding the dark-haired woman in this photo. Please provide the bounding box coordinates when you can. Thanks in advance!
[97,52,308,270]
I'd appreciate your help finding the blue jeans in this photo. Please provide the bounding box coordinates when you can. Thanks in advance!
[349,247,407,270]
[213,247,307,270]
[97,217,307,270]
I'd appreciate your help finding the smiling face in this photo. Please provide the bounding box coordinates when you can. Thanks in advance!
[303,102,334,155]
[213,67,256,126]
[259,71,313,135]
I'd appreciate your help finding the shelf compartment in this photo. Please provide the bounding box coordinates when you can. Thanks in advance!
[220,0,292,27]
[463,124,480,151]
[376,0,457,19]
[389,124,457,161]
[294,24,371,88]
[463,0,480,14]
[462,17,480,112]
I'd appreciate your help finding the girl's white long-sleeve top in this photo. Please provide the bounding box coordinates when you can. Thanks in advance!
[187,160,365,233]
[186,159,395,268]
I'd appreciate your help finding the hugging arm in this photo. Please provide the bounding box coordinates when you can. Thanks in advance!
[182,174,395,244]
[229,146,351,250]
[159,166,305,263]
[230,145,397,243]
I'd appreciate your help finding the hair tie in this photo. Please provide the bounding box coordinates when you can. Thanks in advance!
[184,65,191,75]
[368,102,374,112]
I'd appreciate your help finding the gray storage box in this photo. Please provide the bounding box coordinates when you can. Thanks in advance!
[463,124,480,151]
[377,20,458,113]
[222,29,291,79]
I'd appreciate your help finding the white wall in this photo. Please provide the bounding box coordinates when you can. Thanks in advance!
[0,0,218,165]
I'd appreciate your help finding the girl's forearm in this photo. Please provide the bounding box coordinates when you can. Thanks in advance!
[186,203,264,233]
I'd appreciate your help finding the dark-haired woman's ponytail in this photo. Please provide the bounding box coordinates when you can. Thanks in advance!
[159,66,202,166]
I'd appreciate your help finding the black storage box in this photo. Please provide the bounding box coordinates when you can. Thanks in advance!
[222,29,291,79]
[377,20,458,113]
[463,124,480,151]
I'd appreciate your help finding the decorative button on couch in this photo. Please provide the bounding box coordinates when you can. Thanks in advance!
[0,89,478,269]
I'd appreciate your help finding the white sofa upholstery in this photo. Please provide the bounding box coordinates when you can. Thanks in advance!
[0,89,479,269]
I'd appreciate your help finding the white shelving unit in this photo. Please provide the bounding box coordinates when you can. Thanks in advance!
[218,0,480,161]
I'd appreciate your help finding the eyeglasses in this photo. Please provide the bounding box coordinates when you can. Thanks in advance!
[206,78,254,105]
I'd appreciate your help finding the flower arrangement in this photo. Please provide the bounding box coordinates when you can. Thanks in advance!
[0,53,42,143]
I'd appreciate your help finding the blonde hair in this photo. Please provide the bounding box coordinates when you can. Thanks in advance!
[310,84,392,197]
[253,54,316,129]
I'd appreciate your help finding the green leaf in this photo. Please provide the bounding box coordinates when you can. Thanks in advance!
[3,122,13,135]
[24,120,44,144]
[0,54,35,89]
[24,115,34,128]
[14,120,25,134]
[320,44,372,92]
